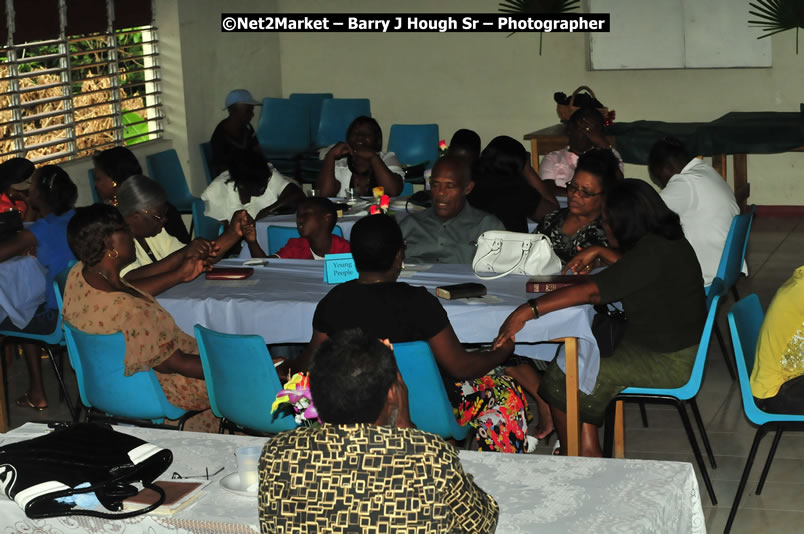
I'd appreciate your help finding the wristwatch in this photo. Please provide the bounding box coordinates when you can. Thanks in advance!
[527,298,540,319]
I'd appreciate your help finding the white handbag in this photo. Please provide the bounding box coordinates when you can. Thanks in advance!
[472,231,562,280]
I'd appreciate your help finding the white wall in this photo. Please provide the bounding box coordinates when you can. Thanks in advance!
[274,0,804,205]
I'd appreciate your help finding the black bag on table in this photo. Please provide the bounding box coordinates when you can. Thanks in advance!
[591,304,627,359]
[0,423,172,519]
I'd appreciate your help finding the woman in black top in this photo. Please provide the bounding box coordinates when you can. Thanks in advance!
[496,179,707,457]
[302,214,533,453]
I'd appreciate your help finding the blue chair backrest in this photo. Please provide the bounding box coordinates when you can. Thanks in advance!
[200,142,214,184]
[63,321,186,423]
[146,149,195,211]
[192,197,223,241]
[267,224,344,256]
[392,341,470,440]
[289,93,333,147]
[256,98,310,154]
[400,181,414,197]
[87,168,101,203]
[714,207,755,290]
[194,325,297,433]
[53,260,78,312]
[388,124,440,169]
[314,98,371,148]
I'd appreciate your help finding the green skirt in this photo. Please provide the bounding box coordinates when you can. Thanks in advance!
[538,339,697,426]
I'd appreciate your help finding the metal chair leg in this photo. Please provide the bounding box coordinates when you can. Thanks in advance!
[689,398,717,469]
[44,346,76,421]
[714,323,737,380]
[725,428,766,534]
[756,426,783,495]
[677,402,717,505]
[639,402,649,427]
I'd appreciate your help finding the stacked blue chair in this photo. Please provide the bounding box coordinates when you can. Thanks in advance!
[706,206,757,381]
[289,93,333,145]
[194,325,297,434]
[603,278,727,505]
[87,168,101,203]
[388,124,440,169]
[725,294,804,533]
[256,98,311,178]
[200,142,214,184]
[392,341,471,443]
[145,149,199,214]
[63,322,196,428]
[313,98,371,149]
[192,198,223,241]
[267,225,343,256]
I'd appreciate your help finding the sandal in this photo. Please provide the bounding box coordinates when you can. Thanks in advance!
[552,439,561,456]
[16,393,47,411]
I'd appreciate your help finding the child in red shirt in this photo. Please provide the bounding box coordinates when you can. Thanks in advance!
[243,197,350,259]
[0,158,35,219]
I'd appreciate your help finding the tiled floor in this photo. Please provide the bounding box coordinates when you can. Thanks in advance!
[5,215,804,533]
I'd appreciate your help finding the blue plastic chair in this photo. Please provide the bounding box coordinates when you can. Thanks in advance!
[63,321,195,428]
[604,278,726,505]
[200,142,214,184]
[724,294,804,533]
[267,224,344,256]
[705,206,756,380]
[314,98,371,149]
[256,98,311,156]
[391,341,471,442]
[145,149,199,214]
[87,168,101,203]
[289,93,333,147]
[192,197,222,241]
[194,325,298,434]
[388,124,440,169]
[400,181,415,197]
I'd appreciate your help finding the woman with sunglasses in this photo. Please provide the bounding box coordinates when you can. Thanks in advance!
[116,175,245,296]
[535,148,620,267]
[0,165,77,410]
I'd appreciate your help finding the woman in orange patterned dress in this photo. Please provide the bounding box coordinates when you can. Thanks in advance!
[62,203,218,432]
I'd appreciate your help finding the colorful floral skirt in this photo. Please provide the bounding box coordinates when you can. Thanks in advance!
[454,369,529,453]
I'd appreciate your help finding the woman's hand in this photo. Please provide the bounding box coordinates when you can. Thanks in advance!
[326,142,352,160]
[242,220,257,243]
[493,303,536,349]
[228,209,250,238]
[562,246,604,275]
[177,257,209,282]
[351,145,378,162]
[185,238,213,260]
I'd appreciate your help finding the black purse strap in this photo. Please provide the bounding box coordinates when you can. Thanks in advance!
[49,479,166,519]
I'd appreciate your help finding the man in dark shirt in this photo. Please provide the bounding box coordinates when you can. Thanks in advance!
[209,89,262,177]
[258,330,500,534]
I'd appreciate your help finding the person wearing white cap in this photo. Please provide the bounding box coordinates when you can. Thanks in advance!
[210,89,262,177]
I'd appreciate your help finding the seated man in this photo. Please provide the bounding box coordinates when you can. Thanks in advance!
[648,137,739,285]
[400,155,504,264]
[243,196,350,259]
[750,265,804,414]
[209,89,263,178]
[259,329,499,533]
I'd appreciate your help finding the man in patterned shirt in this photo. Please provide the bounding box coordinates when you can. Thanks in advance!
[258,329,499,533]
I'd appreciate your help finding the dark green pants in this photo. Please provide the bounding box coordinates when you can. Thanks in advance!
[539,340,697,426]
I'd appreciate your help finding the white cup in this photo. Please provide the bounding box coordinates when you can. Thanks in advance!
[235,446,261,492]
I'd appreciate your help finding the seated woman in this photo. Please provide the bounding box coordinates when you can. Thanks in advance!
[468,136,558,232]
[201,150,304,223]
[243,197,350,259]
[93,146,190,243]
[116,175,244,295]
[0,165,77,410]
[750,266,804,414]
[539,107,624,194]
[316,116,404,197]
[62,204,217,432]
[536,148,619,266]
[209,89,263,178]
[495,179,707,456]
[0,158,35,220]
[299,214,531,453]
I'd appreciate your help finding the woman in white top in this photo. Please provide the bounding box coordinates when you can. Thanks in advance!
[316,116,404,197]
[201,151,304,223]
[117,175,246,295]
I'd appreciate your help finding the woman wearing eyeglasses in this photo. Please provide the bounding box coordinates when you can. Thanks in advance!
[0,165,77,410]
[535,148,620,267]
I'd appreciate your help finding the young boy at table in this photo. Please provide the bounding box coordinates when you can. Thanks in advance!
[242,197,350,259]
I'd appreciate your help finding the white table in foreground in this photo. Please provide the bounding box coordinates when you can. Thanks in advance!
[158,259,600,394]
[0,423,705,534]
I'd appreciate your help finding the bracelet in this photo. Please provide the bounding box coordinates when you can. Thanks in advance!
[527,298,540,319]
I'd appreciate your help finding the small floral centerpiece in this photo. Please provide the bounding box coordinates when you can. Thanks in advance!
[369,194,391,215]
[439,139,448,156]
[271,372,320,427]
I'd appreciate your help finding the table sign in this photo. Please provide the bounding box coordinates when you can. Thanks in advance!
[323,253,358,284]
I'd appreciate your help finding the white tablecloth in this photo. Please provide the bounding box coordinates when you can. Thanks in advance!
[0,423,705,534]
[158,260,601,394]
[0,256,47,329]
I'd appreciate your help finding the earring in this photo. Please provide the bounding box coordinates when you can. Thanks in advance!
[111,180,118,188]
[107,249,119,259]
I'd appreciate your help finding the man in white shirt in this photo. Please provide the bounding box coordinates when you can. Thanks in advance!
[648,137,739,285]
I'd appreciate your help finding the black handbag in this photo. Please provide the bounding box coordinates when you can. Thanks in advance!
[591,304,627,359]
[0,209,23,242]
[0,423,172,519]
